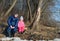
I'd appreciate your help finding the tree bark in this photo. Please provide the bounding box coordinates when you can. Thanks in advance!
[27,0,32,23]
[31,0,43,31]
[4,0,17,16]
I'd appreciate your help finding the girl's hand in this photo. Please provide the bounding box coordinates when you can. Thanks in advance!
[25,28,27,30]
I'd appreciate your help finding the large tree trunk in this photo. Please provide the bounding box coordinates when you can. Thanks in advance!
[31,0,43,32]
[4,0,17,16]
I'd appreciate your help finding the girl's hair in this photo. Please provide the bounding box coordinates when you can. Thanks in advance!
[20,16,23,20]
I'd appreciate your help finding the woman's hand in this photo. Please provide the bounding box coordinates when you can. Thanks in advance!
[10,26,15,29]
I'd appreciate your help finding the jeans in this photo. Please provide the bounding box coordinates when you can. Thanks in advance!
[6,26,17,37]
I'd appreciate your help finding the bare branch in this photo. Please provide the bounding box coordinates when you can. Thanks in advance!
[4,0,17,16]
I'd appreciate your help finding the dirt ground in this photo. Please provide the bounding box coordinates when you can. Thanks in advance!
[0,22,60,40]
[12,25,60,40]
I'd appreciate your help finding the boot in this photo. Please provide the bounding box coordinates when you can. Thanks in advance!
[11,33,14,37]
[8,32,11,37]
[11,31,15,37]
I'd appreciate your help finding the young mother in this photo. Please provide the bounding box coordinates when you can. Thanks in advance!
[6,14,18,37]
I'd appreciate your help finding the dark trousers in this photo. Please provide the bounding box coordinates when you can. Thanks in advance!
[7,26,17,37]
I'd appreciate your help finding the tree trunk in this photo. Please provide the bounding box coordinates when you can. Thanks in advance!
[0,0,5,16]
[27,0,32,23]
[31,0,43,32]
[4,0,17,16]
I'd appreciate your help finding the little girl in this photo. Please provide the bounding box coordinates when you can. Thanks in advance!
[18,16,25,33]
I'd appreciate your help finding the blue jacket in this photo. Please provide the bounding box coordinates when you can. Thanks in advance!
[7,16,18,28]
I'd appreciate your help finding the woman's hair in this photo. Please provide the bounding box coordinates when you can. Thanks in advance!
[11,13,18,15]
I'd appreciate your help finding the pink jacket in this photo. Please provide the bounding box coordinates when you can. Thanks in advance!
[18,20,25,32]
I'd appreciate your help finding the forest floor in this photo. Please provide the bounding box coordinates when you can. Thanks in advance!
[0,22,60,40]
[15,25,57,40]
